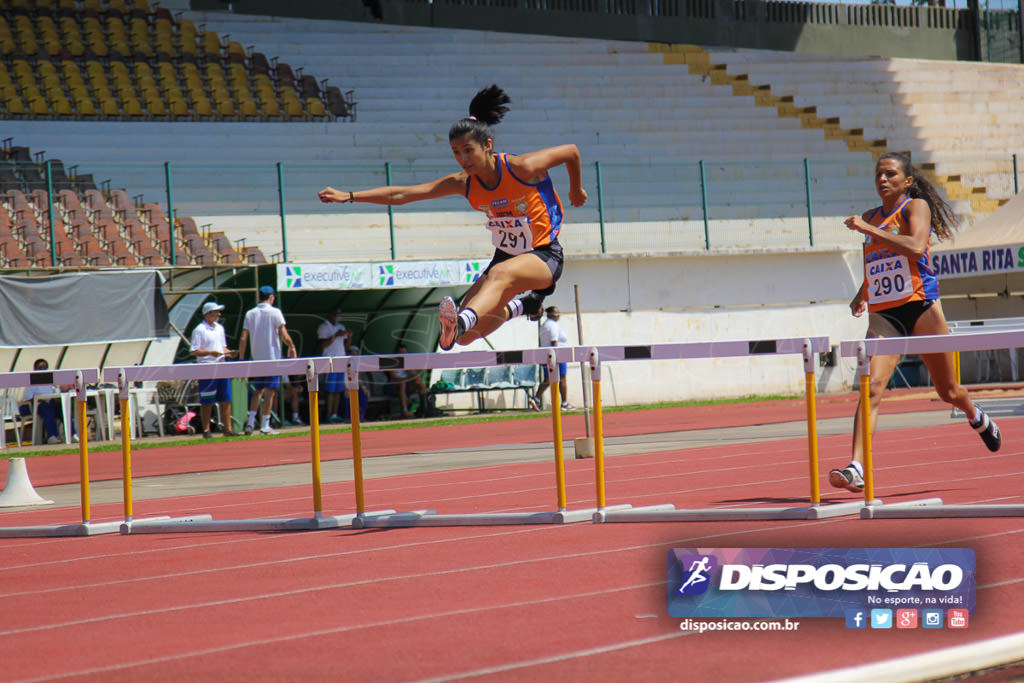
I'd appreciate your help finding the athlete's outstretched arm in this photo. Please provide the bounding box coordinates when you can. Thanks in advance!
[508,144,588,207]
[319,173,466,206]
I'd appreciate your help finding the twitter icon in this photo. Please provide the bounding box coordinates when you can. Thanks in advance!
[871,609,893,629]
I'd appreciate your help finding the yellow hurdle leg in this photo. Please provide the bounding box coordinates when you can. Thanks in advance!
[550,375,566,511]
[120,397,133,521]
[309,390,322,515]
[349,388,365,515]
[860,373,874,503]
[592,378,606,509]
[78,399,90,524]
[805,371,820,506]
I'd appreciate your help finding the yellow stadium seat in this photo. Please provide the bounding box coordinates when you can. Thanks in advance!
[214,96,235,117]
[283,97,303,119]
[109,0,129,14]
[97,96,119,117]
[4,95,26,116]
[122,97,145,118]
[132,0,151,13]
[201,30,221,59]
[167,95,189,117]
[145,95,167,117]
[27,96,49,116]
[0,34,14,58]
[237,98,257,117]
[52,96,73,117]
[74,95,97,116]
[192,96,212,117]
[259,97,280,118]
[134,61,154,79]
[306,98,326,118]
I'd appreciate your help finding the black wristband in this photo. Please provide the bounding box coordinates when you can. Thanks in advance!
[348,191,354,203]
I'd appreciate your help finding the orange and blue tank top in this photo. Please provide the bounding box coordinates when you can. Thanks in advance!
[464,152,563,255]
[863,196,939,312]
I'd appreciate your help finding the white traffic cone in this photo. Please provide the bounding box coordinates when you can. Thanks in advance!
[0,457,54,507]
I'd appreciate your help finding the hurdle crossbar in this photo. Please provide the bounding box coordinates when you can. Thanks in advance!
[840,329,1024,519]
[581,336,870,522]
[103,357,372,533]
[347,348,631,528]
[947,319,1024,418]
[0,367,133,537]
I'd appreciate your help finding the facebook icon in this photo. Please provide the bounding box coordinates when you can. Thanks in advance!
[845,609,867,629]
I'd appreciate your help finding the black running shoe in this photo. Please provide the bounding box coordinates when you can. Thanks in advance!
[521,291,545,321]
[438,296,458,351]
[970,407,1002,452]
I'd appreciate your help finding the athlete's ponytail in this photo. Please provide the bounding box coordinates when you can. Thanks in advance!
[448,84,511,145]
[879,152,958,241]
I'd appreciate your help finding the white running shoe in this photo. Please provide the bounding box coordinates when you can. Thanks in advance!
[259,426,278,435]
[828,467,864,493]
[438,296,458,351]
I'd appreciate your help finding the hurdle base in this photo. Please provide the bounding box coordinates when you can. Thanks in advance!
[598,501,875,522]
[121,511,399,533]
[352,505,626,528]
[860,498,1024,519]
[0,519,125,537]
[860,498,944,519]
[593,504,677,523]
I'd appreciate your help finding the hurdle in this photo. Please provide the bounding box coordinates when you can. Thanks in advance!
[948,317,1024,418]
[840,330,1024,519]
[590,336,870,522]
[0,367,127,536]
[103,357,387,533]
[347,348,641,528]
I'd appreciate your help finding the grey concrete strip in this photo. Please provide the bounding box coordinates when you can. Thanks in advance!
[2,409,964,512]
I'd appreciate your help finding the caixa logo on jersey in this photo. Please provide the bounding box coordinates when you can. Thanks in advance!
[667,548,975,618]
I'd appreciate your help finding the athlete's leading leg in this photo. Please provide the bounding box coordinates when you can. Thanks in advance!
[457,253,553,345]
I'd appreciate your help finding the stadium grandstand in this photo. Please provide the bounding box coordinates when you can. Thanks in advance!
[0,0,1022,408]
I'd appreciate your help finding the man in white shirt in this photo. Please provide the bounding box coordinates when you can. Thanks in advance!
[189,301,238,438]
[532,306,573,411]
[317,305,352,423]
[238,285,297,435]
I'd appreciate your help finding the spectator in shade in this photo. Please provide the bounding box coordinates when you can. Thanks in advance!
[317,305,353,423]
[238,285,297,435]
[189,301,239,437]
[388,343,428,418]
[19,358,76,444]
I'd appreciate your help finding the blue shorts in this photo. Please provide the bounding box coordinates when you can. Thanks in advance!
[324,372,345,393]
[198,378,232,404]
[251,375,281,390]
[542,362,568,380]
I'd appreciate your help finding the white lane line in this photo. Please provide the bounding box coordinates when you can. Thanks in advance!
[12,581,667,683]
[415,631,691,683]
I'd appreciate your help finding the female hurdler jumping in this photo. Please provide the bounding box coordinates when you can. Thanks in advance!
[318,84,587,350]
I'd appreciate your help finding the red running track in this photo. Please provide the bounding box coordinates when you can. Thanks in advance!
[1,395,1023,682]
